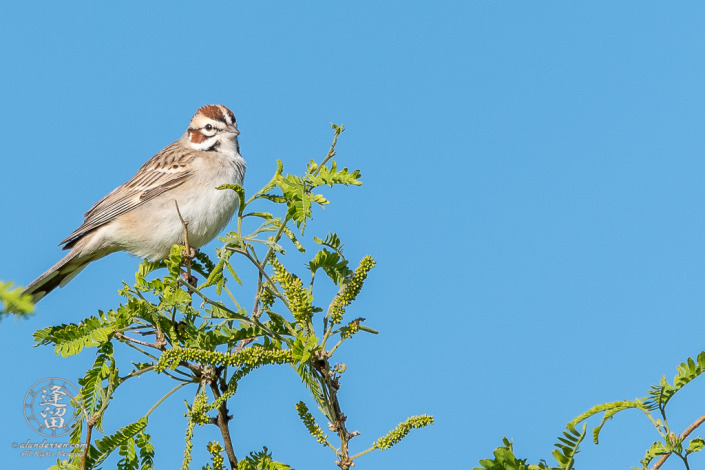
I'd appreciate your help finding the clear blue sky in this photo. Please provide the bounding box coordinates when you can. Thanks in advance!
[3,2,705,469]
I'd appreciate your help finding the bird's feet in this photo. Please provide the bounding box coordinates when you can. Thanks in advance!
[181,270,198,288]
[182,246,196,259]
[180,245,198,287]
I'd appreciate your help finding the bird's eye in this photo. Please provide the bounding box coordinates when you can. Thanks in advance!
[205,124,213,131]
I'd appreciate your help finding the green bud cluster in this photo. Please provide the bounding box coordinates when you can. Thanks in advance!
[259,285,276,312]
[203,383,238,419]
[189,388,211,426]
[206,442,225,470]
[157,346,293,372]
[182,409,196,470]
[230,346,294,383]
[295,401,328,446]
[328,256,376,325]
[373,415,435,451]
[270,257,314,322]
[339,318,361,340]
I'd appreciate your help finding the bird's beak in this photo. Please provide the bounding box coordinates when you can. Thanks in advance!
[226,125,240,137]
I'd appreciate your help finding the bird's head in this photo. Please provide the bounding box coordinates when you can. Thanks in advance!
[186,104,240,155]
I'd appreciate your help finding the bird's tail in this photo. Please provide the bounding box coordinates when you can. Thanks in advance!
[23,250,89,303]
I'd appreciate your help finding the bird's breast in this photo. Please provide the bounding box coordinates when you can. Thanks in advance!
[109,152,245,260]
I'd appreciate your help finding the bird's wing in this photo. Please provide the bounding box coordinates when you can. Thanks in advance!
[60,141,197,248]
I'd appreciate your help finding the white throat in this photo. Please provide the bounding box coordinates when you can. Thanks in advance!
[188,133,240,158]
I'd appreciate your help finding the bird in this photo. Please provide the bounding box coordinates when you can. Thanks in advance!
[24,104,246,303]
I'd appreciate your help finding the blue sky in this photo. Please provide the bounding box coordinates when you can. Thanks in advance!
[3,2,705,469]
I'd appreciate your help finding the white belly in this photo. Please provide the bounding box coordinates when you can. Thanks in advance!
[105,152,245,260]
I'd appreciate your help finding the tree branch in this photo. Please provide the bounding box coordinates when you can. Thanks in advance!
[652,412,705,469]
[80,420,93,470]
[210,382,238,470]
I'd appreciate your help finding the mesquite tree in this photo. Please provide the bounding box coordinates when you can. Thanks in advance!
[4,128,705,470]
[24,125,433,470]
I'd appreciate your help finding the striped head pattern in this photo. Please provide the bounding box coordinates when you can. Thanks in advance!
[187,104,240,154]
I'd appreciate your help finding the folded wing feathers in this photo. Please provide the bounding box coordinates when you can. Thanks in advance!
[59,143,196,247]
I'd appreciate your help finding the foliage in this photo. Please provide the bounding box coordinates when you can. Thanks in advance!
[475,425,585,470]
[0,280,34,318]
[475,438,542,470]
[238,447,292,470]
[476,353,705,469]
[33,124,432,470]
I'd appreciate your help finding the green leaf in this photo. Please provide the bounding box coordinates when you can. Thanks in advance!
[76,342,117,432]
[570,399,646,429]
[473,438,534,470]
[687,437,705,455]
[279,224,306,253]
[249,160,284,203]
[639,440,669,468]
[291,331,319,367]
[646,352,705,410]
[0,281,35,316]
[550,423,585,470]
[117,436,138,470]
[84,418,148,469]
[45,459,82,470]
[572,400,647,444]
[313,232,344,252]
[256,193,287,204]
[238,447,292,470]
[217,183,246,217]
[310,160,362,188]
[276,174,312,230]
[34,312,117,357]
[308,248,351,286]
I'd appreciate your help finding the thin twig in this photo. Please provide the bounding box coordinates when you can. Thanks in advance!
[114,332,164,350]
[145,382,189,418]
[327,338,346,357]
[252,217,291,284]
[313,125,343,177]
[174,200,194,285]
[179,282,252,322]
[179,280,288,339]
[120,365,155,382]
[249,247,264,320]
[228,247,285,305]
[349,446,376,461]
[80,376,116,470]
[652,412,705,469]
[223,284,241,309]
[210,382,238,470]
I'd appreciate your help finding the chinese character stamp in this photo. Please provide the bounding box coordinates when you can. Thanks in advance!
[23,378,79,437]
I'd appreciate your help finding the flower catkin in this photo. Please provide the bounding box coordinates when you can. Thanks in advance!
[270,257,314,322]
[295,401,328,446]
[373,415,435,451]
[328,256,375,325]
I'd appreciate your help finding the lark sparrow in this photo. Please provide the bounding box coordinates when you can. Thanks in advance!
[24,104,246,302]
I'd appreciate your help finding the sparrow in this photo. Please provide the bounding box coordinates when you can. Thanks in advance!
[24,104,246,302]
